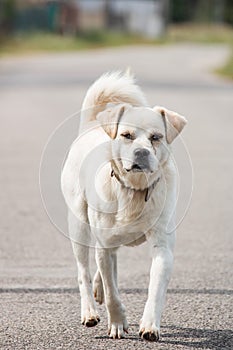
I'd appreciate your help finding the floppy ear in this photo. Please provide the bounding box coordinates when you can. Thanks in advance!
[96,104,126,139]
[154,106,187,144]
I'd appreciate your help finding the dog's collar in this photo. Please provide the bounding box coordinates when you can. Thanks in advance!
[110,168,160,202]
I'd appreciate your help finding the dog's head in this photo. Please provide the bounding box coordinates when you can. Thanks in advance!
[97,104,187,190]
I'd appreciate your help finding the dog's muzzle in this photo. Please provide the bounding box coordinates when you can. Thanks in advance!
[129,148,151,173]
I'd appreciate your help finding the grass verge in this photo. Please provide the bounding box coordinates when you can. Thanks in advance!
[0,30,161,56]
[168,25,233,80]
[0,25,232,79]
[1,25,232,56]
[216,52,233,79]
[167,24,233,44]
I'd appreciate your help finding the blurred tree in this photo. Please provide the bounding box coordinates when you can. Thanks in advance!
[224,0,233,25]
[213,0,225,23]
[194,0,211,22]
[0,0,16,34]
[170,0,196,22]
[104,0,112,28]
[170,0,232,24]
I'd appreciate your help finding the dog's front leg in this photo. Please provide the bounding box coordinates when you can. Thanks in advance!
[139,242,174,341]
[95,248,128,339]
[68,209,100,327]
[72,241,100,327]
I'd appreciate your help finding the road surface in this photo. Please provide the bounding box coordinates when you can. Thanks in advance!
[0,44,233,349]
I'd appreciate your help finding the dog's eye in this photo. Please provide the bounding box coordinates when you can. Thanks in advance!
[121,133,133,140]
[150,134,163,142]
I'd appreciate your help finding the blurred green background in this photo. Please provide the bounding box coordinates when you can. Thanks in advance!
[0,0,232,78]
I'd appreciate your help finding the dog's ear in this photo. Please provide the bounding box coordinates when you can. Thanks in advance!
[97,104,127,139]
[154,106,187,144]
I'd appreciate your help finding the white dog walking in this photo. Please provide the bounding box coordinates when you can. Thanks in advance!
[61,71,187,341]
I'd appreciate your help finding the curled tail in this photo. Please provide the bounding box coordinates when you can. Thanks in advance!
[79,71,147,132]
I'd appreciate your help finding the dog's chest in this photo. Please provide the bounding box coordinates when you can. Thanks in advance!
[89,190,164,248]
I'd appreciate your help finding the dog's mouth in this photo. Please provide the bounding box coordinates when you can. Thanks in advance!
[126,163,151,173]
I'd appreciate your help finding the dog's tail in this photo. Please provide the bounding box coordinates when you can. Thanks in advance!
[79,70,147,132]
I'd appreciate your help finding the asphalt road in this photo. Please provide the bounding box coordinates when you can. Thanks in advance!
[0,44,233,349]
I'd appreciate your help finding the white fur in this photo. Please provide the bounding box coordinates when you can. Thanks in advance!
[61,71,187,341]
[80,71,147,132]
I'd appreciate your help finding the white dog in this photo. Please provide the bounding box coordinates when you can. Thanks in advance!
[61,71,187,341]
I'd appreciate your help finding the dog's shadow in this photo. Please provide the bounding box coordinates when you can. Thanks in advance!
[160,325,233,349]
[94,288,233,348]
[95,325,233,349]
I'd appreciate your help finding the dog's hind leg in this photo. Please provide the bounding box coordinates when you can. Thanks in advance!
[93,253,117,305]
[93,269,104,304]
[68,210,100,327]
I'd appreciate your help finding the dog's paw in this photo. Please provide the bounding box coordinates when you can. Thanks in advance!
[108,321,128,339]
[93,271,104,304]
[81,309,100,327]
[139,322,160,342]
[107,306,128,339]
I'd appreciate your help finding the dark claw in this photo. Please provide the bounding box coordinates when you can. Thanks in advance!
[85,318,100,327]
[139,330,159,342]
[142,331,159,342]
[143,332,150,341]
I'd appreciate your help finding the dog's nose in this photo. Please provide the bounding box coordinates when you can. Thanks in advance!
[134,148,150,158]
